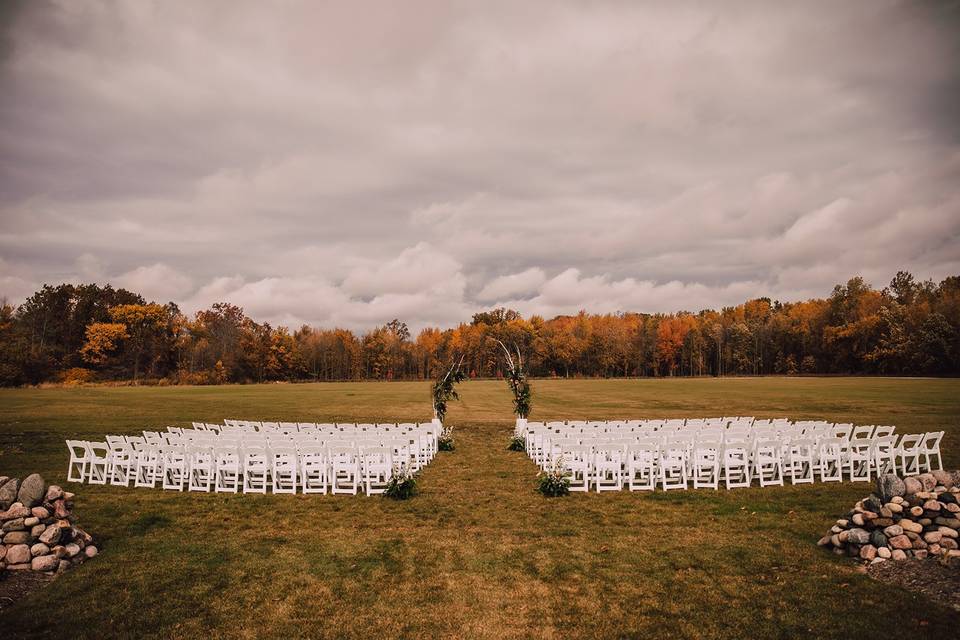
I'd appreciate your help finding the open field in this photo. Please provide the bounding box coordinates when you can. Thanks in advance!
[1,377,959,638]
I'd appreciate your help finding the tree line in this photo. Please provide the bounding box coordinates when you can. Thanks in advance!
[0,271,957,387]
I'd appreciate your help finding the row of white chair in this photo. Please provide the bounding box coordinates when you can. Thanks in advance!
[523,418,945,492]
[66,420,439,496]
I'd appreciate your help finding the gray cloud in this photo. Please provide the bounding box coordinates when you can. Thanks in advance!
[1,0,958,330]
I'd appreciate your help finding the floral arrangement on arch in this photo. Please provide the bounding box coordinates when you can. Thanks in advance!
[495,339,531,419]
[431,355,466,423]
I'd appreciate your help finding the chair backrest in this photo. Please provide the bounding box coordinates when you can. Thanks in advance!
[921,431,944,449]
[66,440,88,458]
[896,433,923,451]
[872,425,895,438]
[86,441,110,459]
[852,425,874,440]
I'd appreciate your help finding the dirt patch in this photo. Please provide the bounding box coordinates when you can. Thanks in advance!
[0,570,56,613]
[867,558,960,612]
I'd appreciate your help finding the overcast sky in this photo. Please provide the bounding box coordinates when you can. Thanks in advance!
[1,1,958,331]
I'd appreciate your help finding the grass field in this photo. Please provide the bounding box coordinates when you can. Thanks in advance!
[1,377,958,639]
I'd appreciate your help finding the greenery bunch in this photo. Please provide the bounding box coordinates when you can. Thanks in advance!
[438,425,455,451]
[384,463,417,500]
[507,435,526,451]
[537,456,570,497]
[431,355,466,423]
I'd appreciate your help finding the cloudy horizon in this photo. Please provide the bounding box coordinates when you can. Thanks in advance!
[1,1,959,331]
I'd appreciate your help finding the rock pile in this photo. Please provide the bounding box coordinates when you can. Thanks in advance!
[818,470,960,564]
[0,473,97,574]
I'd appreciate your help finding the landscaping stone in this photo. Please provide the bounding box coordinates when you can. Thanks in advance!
[0,502,29,521]
[924,531,943,544]
[889,534,913,550]
[44,485,64,502]
[917,473,937,492]
[0,478,19,509]
[900,519,923,534]
[16,474,45,507]
[2,518,24,532]
[818,471,960,566]
[38,524,61,546]
[6,543,30,565]
[932,470,954,489]
[847,528,870,544]
[883,524,903,538]
[31,554,59,572]
[903,477,922,495]
[1,473,97,576]
[3,531,31,545]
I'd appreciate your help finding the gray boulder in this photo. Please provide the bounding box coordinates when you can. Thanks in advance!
[869,530,888,548]
[16,473,46,507]
[0,477,19,509]
[876,474,905,502]
[847,528,871,544]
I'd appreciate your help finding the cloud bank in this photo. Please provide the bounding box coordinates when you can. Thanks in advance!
[1,0,958,330]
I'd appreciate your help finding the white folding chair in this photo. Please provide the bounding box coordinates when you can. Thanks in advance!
[187,445,215,492]
[86,441,111,485]
[66,440,91,483]
[919,431,944,472]
[330,445,360,495]
[784,439,815,485]
[134,445,162,488]
[361,446,392,496]
[692,440,721,490]
[626,443,658,491]
[593,444,624,492]
[270,446,299,494]
[300,445,328,494]
[161,446,187,491]
[560,444,591,492]
[214,446,241,493]
[846,437,873,482]
[753,439,783,487]
[110,443,136,487]
[242,446,269,494]
[817,437,844,482]
[723,446,750,489]
[871,436,897,476]
[659,445,688,491]
[894,433,923,476]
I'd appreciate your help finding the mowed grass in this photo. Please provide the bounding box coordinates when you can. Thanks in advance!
[0,377,958,639]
